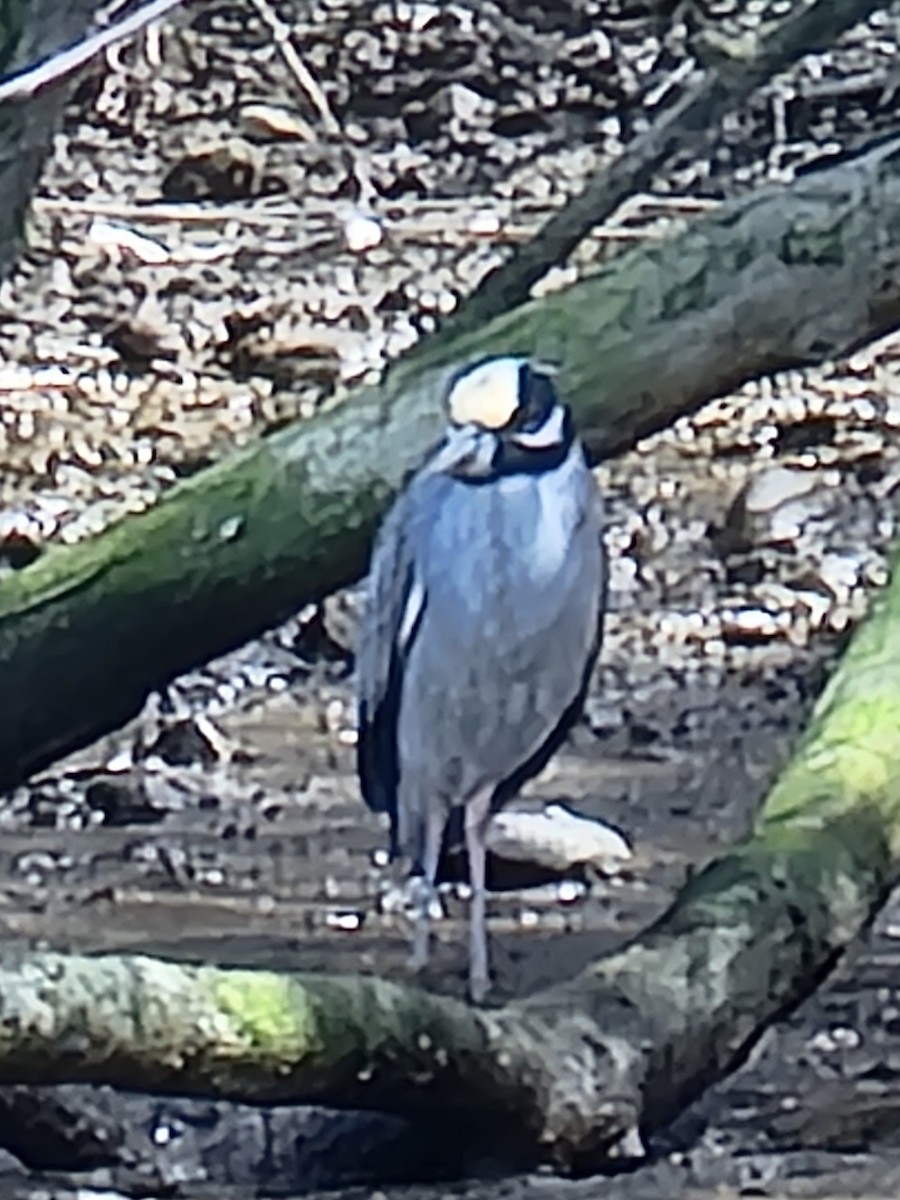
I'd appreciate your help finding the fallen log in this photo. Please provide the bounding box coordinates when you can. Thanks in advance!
[3,136,900,790]
[0,523,896,1172]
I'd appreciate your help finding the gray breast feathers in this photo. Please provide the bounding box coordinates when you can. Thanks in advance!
[356,454,605,854]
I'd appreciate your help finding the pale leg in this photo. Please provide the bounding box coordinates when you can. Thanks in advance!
[464,790,493,1003]
[410,806,445,972]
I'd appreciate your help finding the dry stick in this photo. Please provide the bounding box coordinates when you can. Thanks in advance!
[247,0,375,203]
[34,192,719,237]
[446,0,887,337]
[0,0,186,103]
[248,0,342,139]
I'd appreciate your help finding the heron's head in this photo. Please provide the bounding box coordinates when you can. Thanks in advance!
[430,356,574,480]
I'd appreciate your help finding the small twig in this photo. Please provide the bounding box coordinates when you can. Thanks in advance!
[34,191,719,233]
[248,0,343,139]
[794,66,893,99]
[247,0,375,202]
[0,0,186,104]
[35,197,306,226]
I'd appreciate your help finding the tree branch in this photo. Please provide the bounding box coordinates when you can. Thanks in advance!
[445,0,885,336]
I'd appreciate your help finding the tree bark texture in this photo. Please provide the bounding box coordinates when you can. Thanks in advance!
[0,526,896,1170]
[2,138,900,790]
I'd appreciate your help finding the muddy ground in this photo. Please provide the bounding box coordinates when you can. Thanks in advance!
[4,0,900,1196]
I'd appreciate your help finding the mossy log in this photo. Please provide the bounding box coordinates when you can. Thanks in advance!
[3,138,900,790]
[0,529,896,1170]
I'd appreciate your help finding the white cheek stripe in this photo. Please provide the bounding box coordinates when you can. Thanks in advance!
[398,575,426,651]
[512,404,566,449]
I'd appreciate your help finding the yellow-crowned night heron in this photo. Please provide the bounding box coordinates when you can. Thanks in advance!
[356,356,606,1001]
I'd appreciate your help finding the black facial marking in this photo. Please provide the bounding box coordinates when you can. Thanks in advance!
[492,405,573,476]
[513,363,558,434]
[482,365,573,477]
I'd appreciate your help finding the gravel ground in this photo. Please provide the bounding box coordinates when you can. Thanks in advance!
[4,1,900,1196]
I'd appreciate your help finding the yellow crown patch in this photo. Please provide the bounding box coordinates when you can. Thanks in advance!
[447,359,521,430]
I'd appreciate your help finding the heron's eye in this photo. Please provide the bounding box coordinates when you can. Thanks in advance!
[512,365,557,434]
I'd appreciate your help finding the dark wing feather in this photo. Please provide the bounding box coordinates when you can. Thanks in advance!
[355,491,427,855]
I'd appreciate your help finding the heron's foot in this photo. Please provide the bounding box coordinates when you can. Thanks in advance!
[403,875,443,917]
[381,875,443,919]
